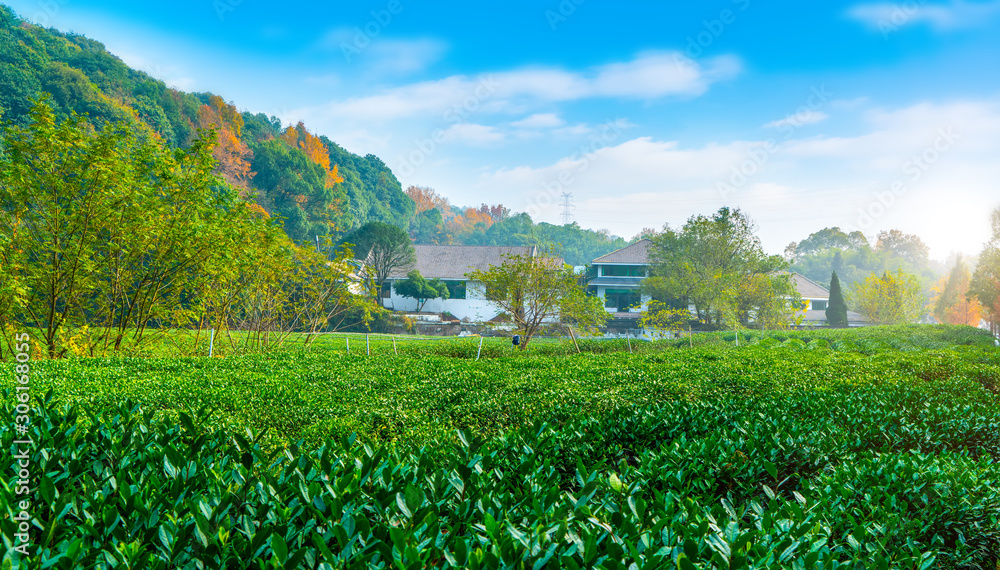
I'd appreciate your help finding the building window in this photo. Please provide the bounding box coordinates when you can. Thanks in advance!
[602,265,646,277]
[812,300,827,311]
[604,288,641,310]
[442,280,466,300]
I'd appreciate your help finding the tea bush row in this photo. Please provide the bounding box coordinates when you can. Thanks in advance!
[3,382,998,569]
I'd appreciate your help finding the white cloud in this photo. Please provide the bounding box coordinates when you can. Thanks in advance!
[442,123,504,145]
[552,124,594,137]
[461,98,1000,259]
[320,32,447,75]
[367,38,448,75]
[303,51,740,123]
[589,52,742,99]
[763,110,829,129]
[848,0,1000,31]
[511,113,565,129]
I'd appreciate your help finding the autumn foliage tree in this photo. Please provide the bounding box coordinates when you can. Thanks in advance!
[281,121,344,188]
[931,256,982,326]
[196,94,254,193]
[970,208,1000,335]
[406,185,452,217]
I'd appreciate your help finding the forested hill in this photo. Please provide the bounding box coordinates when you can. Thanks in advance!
[0,4,412,241]
[0,4,630,265]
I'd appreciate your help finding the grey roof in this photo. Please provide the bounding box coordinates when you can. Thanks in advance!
[588,277,644,288]
[790,273,830,300]
[592,239,652,265]
[388,245,562,280]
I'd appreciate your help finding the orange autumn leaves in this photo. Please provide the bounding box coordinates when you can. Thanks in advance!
[405,185,507,239]
[280,122,344,188]
[931,257,983,326]
[195,98,343,199]
[197,95,253,193]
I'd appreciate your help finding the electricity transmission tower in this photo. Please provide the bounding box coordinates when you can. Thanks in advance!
[560,192,575,225]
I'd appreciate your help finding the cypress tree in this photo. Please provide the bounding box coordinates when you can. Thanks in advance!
[826,271,849,327]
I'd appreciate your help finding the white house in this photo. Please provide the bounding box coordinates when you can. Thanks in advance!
[588,239,652,316]
[380,245,559,322]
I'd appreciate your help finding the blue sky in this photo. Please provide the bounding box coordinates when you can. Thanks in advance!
[8,0,1000,259]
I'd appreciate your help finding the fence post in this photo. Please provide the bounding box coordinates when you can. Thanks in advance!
[393,336,397,355]
[366,334,370,356]
[626,329,632,353]
[209,328,214,357]
[689,325,693,348]
[567,326,581,353]
[735,330,739,347]
[476,336,484,360]
[346,337,350,354]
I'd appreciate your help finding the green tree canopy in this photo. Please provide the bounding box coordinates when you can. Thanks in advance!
[0,98,285,357]
[466,250,607,349]
[395,270,449,311]
[642,207,795,329]
[849,269,924,325]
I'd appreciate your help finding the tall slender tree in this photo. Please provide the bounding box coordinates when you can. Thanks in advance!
[826,271,848,327]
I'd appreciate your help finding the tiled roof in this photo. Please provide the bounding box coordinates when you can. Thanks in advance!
[790,273,830,299]
[387,245,563,280]
[592,239,652,264]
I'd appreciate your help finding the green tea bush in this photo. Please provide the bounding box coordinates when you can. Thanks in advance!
[4,392,996,569]
[2,325,998,568]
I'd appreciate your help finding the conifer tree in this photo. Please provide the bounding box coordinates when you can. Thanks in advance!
[826,271,849,327]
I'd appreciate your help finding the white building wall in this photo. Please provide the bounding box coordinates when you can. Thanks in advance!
[382,281,503,322]
[594,285,650,313]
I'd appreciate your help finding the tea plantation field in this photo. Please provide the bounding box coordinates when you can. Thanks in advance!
[2,325,999,568]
